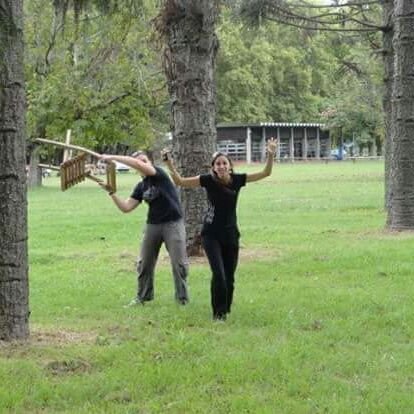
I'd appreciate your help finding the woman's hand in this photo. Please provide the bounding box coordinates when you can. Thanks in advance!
[267,137,278,155]
[161,148,173,165]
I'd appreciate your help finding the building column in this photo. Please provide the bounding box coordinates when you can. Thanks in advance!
[290,127,294,162]
[303,128,308,160]
[261,127,266,162]
[246,127,252,164]
[277,127,281,161]
[316,128,321,159]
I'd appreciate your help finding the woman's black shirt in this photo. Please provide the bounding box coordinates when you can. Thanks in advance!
[199,173,247,242]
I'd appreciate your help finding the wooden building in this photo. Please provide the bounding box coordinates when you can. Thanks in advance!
[216,122,330,162]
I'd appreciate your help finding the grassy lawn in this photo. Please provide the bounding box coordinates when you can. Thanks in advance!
[1,160,414,413]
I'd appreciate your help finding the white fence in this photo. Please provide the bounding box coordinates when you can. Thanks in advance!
[217,141,246,161]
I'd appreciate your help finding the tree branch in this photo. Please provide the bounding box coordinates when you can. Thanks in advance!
[75,92,132,119]
[264,15,382,32]
[286,0,381,9]
[240,0,384,32]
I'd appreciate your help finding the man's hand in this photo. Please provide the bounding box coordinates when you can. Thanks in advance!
[99,182,115,194]
[97,154,114,162]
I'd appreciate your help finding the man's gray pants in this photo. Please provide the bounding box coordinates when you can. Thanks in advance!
[137,219,189,303]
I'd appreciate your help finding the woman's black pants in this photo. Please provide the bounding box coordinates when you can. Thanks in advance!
[202,235,239,318]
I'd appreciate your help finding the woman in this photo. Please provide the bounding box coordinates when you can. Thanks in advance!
[99,150,189,306]
[163,138,277,320]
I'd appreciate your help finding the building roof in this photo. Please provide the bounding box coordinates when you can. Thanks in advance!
[217,122,325,128]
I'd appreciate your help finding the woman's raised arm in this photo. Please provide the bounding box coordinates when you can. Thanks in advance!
[162,149,201,188]
[246,138,277,183]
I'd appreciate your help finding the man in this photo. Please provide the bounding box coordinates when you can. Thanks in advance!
[99,150,189,306]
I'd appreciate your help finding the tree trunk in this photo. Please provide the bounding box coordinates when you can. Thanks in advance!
[158,0,219,255]
[383,0,394,213]
[387,0,414,229]
[0,0,30,340]
[27,146,43,188]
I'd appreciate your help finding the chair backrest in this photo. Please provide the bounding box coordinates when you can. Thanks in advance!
[60,152,87,191]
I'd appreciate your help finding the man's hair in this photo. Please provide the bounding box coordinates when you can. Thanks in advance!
[131,150,146,158]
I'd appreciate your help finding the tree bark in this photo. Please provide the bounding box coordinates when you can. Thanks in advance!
[27,146,42,189]
[159,0,219,255]
[0,0,30,340]
[382,0,394,213]
[387,0,414,229]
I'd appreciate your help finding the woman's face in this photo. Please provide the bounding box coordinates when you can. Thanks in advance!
[212,155,231,179]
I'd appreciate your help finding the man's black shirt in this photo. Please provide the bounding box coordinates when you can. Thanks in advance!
[131,167,182,224]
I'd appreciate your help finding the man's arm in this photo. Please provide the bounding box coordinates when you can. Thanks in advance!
[109,193,140,213]
[100,154,156,177]
[99,183,140,212]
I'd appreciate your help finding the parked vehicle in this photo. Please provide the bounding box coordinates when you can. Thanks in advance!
[331,142,355,160]
[97,160,130,173]
[331,148,346,160]
[42,168,52,177]
[113,161,130,172]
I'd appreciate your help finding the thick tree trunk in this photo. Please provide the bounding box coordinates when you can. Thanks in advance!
[27,146,43,188]
[159,0,219,255]
[387,0,414,229]
[383,0,394,213]
[0,0,30,340]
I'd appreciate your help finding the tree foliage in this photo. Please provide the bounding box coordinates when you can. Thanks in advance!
[25,0,166,151]
[24,0,385,153]
[217,5,383,151]
[217,10,332,123]
[318,30,384,151]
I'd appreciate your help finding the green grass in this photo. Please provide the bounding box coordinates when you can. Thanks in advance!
[2,160,414,413]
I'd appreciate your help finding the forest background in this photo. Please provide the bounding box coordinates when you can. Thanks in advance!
[3,4,414,411]
[25,0,384,157]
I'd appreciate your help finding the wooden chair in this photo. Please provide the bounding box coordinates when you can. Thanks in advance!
[35,138,116,193]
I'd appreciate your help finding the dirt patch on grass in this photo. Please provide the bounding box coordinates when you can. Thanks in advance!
[45,358,92,376]
[0,327,96,351]
[31,327,96,345]
[117,246,281,268]
[357,228,414,240]
[240,245,281,261]
[158,245,281,265]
